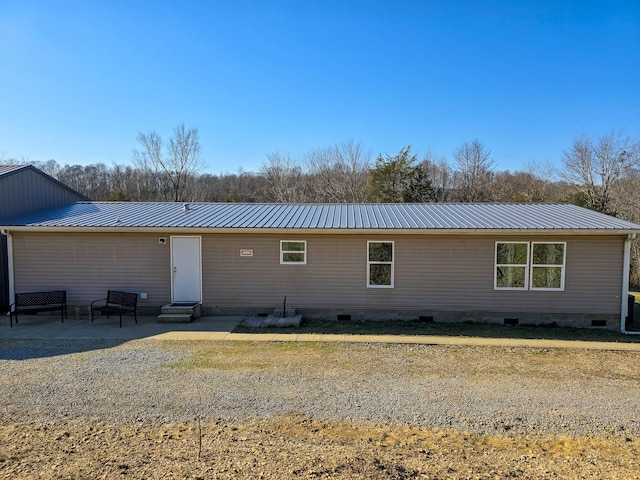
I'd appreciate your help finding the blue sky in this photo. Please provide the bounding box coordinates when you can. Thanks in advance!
[0,0,638,174]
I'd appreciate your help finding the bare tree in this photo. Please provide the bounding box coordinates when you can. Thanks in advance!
[521,159,558,202]
[562,130,639,214]
[452,139,495,202]
[492,159,561,203]
[305,140,370,203]
[27,159,61,177]
[133,125,205,202]
[260,152,306,202]
[611,170,640,287]
[492,171,543,202]
[0,152,22,165]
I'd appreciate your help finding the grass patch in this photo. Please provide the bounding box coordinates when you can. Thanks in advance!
[163,340,640,383]
[233,317,640,343]
[165,341,341,371]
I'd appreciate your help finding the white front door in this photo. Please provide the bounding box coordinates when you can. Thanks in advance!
[171,236,202,303]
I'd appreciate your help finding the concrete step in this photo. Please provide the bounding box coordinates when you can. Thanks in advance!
[161,303,201,318]
[272,307,296,317]
[263,313,302,328]
[157,313,193,323]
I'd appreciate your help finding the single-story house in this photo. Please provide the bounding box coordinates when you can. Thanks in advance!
[2,201,639,331]
[0,165,88,313]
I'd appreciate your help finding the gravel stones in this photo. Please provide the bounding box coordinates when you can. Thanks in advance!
[1,339,639,437]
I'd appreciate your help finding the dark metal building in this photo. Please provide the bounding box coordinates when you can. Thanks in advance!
[0,165,88,313]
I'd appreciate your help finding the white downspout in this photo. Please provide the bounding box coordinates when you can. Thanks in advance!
[621,233,639,335]
[1,229,15,312]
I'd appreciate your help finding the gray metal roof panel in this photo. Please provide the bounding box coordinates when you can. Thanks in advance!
[0,164,27,176]
[0,164,91,201]
[3,202,640,231]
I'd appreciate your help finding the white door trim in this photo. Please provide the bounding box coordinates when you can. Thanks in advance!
[170,235,202,303]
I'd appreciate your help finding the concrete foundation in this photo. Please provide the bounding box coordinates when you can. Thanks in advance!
[200,306,620,330]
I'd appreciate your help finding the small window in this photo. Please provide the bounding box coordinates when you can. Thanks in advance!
[495,242,529,289]
[368,241,394,287]
[280,240,306,264]
[531,242,565,290]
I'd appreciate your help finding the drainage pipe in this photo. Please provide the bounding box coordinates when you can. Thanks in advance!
[0,229,14,310]
[621,233,640,335]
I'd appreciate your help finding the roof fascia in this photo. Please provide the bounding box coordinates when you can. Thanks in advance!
[2,226,638,236]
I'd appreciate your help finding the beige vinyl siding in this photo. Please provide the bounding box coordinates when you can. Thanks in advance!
[201,233,623,315]
[1,168,86,311]
[11,231,625,316]
[12,233,170,307]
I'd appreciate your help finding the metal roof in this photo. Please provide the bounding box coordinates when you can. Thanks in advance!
[2,202,640,233]
[0,164,27,176]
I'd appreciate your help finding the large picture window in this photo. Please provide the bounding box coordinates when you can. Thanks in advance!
[280,240,306,264]
[368,241,394,287]
[495,242,565,291]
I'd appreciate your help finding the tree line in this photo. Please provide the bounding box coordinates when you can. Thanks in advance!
[18,128,638,215]
[7,126,640,282]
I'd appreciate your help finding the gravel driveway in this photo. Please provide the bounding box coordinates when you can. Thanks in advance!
[2,338,639,437]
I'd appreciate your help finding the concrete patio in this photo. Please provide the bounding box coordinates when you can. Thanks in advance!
[3,312,640,352]
[1,314,243,341]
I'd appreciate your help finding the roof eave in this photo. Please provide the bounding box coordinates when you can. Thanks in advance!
[2,226,639,235]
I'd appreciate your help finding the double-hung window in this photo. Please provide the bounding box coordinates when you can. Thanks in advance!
[367,241,394,287]
[531,242,566,290]
[280,241,306,264]
[495,242,565,291]
[495,242,529,289]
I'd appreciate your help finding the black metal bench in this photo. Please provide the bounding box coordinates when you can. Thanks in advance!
[90,290,138,328]
[9,290,67,327]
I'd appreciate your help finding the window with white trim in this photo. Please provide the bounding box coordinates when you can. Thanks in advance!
[367,241,394,287]
[495,242,566,291]
[531,242,566,290]
[495,242,529,289]
[280,240,306,264]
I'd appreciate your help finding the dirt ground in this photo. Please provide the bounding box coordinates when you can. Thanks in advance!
[2,340,640,479]
[1,417,639,479]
